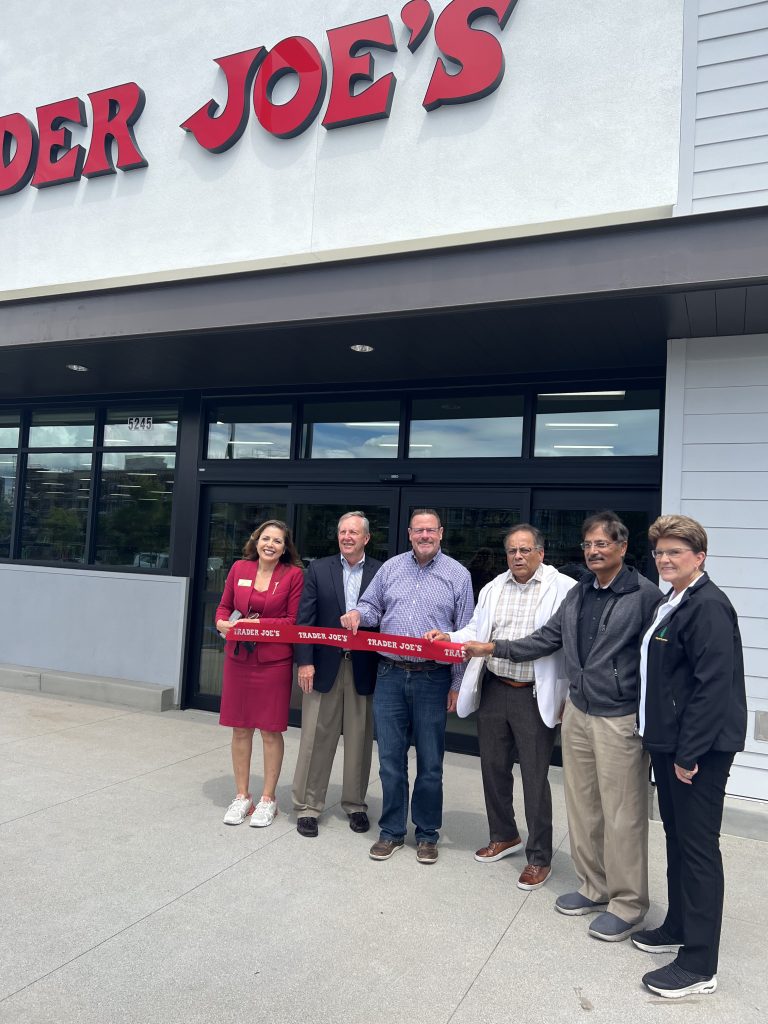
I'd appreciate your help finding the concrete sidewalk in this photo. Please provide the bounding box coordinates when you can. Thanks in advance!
[0,689,764,1024]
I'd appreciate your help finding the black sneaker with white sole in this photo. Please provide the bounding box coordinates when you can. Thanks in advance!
[642,962,717,998]
[631,926,683,954]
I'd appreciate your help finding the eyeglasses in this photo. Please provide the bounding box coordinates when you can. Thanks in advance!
[410,527,440,535]
[505,547,536,555]
[652,548,693,559]
[580,540,616,550]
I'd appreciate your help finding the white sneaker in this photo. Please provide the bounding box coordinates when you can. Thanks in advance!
[250,798,278,827]
[223,794,254,825]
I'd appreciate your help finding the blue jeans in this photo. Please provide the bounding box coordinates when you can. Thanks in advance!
[373,660,452,844]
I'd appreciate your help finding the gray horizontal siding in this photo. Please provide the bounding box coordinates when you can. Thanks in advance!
[696,107,768,143]
[693,160,768,194]
[701,0,767,15]
[664,337,768,796]
[682,470,768,498]
[691,185,768,207]
[694,135,768,170]
[696,79,768,115]
[698,51,768,88]
[679,2,768,213]
[699,26,768,64]
[683,383,768,411]
[700,2,768,39]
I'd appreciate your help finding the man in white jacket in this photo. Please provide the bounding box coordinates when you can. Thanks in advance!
[427,524,575,890]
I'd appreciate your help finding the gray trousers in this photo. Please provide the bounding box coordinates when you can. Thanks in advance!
[476,671,556,866]
[292,658,373,818]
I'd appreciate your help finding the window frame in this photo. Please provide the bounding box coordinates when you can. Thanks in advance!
[1,403,180,572]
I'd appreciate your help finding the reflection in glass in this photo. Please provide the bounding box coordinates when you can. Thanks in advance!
[95,453,176,567]
[197,501,288,699]
[29,410,94,448]
[104,408,179,447]
[206,404,292,459]
[532,508,652,580]
[204,501,288,593]
[0,454,16,557]
[408,504,521,599]
[535,391,660,457]
[302,401,400,459]
[0,413,20,448]
[197,599,227,699]
[21,453,92,561]
[295,504,390,566]
[409,396,523,458]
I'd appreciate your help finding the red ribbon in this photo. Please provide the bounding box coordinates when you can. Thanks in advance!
[229,621,464,663]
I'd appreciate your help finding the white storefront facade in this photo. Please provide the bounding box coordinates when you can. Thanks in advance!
[1,1,766,799]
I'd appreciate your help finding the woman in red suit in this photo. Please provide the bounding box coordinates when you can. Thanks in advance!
[216,520,304,828]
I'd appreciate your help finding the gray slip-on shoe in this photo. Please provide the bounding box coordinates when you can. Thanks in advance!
[555,891,609,916]
[588,911,642,942]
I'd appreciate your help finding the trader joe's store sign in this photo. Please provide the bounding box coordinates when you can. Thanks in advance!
[0,1,517,196]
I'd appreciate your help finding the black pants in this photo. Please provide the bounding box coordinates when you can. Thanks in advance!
[477,672,555,866]
[651,749,734,977]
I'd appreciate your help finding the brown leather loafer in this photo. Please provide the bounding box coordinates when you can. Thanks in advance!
[416,842,438,864]
[369,837,404,860]
[474,837,523,863]
[517,863,551,890]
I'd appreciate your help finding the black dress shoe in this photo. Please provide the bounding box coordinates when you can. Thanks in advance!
[297,816,318,837]
[348,812,370,833]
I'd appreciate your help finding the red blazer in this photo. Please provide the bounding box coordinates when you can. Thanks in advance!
[215,560,304,664]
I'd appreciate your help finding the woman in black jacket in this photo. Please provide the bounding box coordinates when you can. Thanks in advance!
[633,515,747,999]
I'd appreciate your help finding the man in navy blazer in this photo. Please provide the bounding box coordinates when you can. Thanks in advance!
[291,511,382,837]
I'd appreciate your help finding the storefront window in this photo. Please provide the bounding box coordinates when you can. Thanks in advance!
[1,404,180,569]
[0,454,16,557]
[104,409,179,447]
[409,396,523,457]
[21,453,92,562]
[533,507,652,579]
[302,401,400,458]
[206,404,292,459]
[0,413,20,448]
[95,453,175,567]
[28,410,94,448]
[534,390,660,457]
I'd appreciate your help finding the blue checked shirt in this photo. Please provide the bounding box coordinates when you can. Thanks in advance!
[340,553,365,612]
[354,549,474,690]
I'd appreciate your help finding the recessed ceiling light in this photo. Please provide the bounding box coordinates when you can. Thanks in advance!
[66,363,89,372]
[350,344,374,353]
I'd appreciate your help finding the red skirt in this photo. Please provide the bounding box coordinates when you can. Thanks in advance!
[219,653,293,732]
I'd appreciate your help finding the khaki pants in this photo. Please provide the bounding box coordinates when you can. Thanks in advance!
[292,658,373,817]
[561,701,649,922]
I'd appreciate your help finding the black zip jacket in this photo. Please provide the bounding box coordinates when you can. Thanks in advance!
[641,573,747,769]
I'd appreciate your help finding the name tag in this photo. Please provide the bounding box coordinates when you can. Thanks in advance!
[238,579,253,587]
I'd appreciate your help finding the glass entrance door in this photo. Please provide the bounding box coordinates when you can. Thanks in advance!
[187,486,398,711]
[185,485,658,755]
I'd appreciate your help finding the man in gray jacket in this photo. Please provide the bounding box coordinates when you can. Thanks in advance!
[464,511,660,942]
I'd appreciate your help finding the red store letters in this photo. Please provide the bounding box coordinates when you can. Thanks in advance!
[0,1,517,196]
